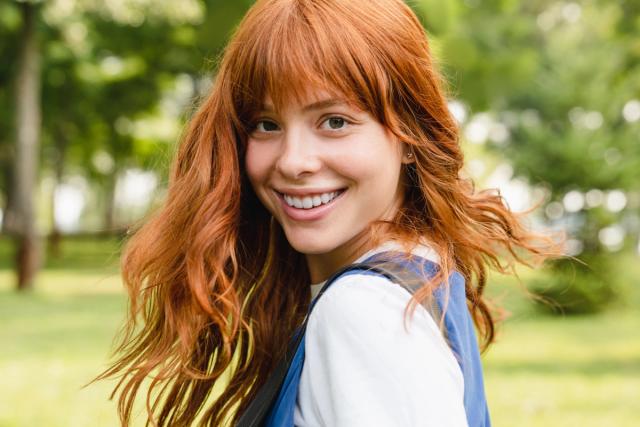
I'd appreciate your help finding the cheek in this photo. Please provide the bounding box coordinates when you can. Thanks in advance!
[244,142,272,188]
[338,137,402,184]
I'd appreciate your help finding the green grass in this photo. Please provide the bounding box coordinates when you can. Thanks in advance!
[0,237,638,426]
[0,237,133,427]
[483,311,639,426]
[481,260,640,427]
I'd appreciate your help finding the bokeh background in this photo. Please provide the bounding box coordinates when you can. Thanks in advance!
[1,0,639,425]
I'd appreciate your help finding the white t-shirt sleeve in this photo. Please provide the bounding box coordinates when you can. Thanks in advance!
[294,274,468,427]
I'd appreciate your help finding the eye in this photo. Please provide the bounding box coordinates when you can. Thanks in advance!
[321,116,350,131]
[253,120,280,133]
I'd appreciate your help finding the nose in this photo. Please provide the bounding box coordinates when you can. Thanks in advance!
[275,127,322,179]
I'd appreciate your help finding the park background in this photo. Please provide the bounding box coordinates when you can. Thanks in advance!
[0,0,638,425]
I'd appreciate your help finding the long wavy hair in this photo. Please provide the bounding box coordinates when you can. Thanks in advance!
[95,0,562,425]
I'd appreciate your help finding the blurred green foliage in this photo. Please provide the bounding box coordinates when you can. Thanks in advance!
[530,254,617,314]
[413,0,640,312]
[0,0,638,294]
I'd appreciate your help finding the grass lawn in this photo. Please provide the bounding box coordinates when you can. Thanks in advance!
[0,237,638,426]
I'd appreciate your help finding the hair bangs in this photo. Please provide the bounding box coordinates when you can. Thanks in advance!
[227,0,391,136]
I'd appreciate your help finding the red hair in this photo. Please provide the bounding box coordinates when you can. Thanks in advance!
[95,0,561,425]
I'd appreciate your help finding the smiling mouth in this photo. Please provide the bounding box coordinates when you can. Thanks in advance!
[277,188,347,210]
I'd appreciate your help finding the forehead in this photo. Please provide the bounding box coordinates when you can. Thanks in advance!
[260,87,364,114]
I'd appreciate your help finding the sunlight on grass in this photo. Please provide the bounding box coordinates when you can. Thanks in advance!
[483,311,640,426]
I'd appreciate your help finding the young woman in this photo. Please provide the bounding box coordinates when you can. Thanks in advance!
[97,0,560,425]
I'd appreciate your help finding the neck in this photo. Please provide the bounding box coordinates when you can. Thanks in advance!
[305,230,375,283]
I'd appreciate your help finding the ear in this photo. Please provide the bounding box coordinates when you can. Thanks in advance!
[401,144,415,165]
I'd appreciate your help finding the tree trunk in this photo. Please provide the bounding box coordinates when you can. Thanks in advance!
[13,1,42,291]
[0,149,16,234]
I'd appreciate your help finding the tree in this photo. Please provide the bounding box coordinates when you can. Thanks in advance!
[417,0,640,312]
[0,1,20,236]
[11,0,42,290]
[0,0,254,289]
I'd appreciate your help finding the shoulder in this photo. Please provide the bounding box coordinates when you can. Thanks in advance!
[298,272,467,426]
[308,271,444,344]
[311,272,407,321]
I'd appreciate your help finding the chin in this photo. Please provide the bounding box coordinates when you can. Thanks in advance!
[284,232,337,256]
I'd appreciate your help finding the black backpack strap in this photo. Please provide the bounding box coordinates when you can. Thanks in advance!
[235,255,442,427]
[235,261,375,427]
[234,327,303,427]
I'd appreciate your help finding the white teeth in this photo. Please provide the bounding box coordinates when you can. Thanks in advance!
[283,190,342,209]
[302,197,313,209]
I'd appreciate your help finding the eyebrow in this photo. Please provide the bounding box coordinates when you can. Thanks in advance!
[261,98,350,113]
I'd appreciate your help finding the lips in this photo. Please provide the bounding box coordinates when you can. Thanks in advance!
[276,188,346,209]
[276,188,347,198]
[275,188,347,221]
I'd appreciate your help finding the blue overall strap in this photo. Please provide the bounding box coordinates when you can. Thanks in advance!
[261,259,410,427]
[260,327,306,427]
[261,251,491,427]
[261,329,306,427]
[362,251,492,427]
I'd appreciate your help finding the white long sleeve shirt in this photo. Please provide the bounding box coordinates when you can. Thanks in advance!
[293,240,468,426]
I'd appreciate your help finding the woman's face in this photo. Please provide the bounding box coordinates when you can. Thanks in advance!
[245,88,411,282]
